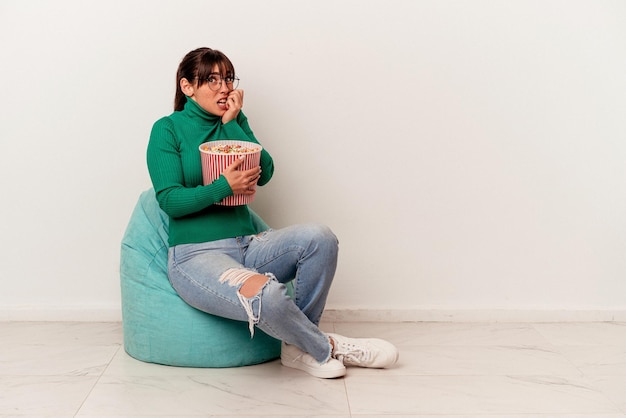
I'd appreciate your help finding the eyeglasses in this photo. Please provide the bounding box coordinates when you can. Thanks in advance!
[197,74,240,91]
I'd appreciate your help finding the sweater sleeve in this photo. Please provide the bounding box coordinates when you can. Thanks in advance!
[146,117,233,218]
[223,113,275,186]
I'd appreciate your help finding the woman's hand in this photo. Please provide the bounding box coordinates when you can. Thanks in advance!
[221,89,244,124]
[222,157,261,195]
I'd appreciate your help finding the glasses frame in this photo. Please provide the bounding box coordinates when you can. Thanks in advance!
[197,74,240,91]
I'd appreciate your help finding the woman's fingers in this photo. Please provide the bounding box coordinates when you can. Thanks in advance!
[221,89,244,124]
[222,158,261,194]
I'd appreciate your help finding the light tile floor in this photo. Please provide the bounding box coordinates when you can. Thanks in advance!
[1,320,626,417]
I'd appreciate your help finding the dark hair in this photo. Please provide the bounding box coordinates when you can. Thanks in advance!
[174,47,236,111]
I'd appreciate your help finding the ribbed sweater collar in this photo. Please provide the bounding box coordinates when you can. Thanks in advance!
[181,97,221,126]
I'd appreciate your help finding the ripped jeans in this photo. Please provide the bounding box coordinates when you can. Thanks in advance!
[167,223,338,364]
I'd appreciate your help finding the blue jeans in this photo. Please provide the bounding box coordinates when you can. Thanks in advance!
[167,223,338,363]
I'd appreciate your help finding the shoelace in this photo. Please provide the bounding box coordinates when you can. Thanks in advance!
[334,342,372,365]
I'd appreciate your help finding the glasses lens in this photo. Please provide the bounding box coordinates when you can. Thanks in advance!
[208,79,220,91]
[205,77,239,91]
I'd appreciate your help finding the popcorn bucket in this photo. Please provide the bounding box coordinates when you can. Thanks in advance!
[199,140,262,206]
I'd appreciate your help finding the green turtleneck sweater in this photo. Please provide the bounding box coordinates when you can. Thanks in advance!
[147,98,274,246]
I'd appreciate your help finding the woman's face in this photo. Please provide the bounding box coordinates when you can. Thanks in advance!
[181,65,232,116]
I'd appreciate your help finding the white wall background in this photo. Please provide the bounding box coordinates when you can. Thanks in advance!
[1,0,625,321]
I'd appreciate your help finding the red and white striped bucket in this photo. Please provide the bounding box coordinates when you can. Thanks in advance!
[199,140,262,206]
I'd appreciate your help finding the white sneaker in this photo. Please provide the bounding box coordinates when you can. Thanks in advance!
[328,333,399,368]
[281,342,346,378]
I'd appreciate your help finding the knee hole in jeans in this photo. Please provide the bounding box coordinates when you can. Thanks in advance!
[219,268,275,337]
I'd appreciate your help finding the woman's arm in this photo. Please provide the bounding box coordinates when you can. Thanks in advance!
[147,114,274,218]
[221,90,274,186]
[227,112,274,186]
[147,117,233,218]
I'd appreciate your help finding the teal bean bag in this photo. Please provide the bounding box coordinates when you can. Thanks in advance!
[120,189,282,367]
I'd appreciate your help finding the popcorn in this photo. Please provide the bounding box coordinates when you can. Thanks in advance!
[200,143,259,154]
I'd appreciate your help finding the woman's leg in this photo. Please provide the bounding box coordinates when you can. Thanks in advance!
[244,223,339,326]
[167,238,333,364]
[243,224,399,370]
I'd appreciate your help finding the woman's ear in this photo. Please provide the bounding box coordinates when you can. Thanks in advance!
[180,78,195,97]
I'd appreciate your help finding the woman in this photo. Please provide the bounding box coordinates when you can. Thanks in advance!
[147,47,398,378]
